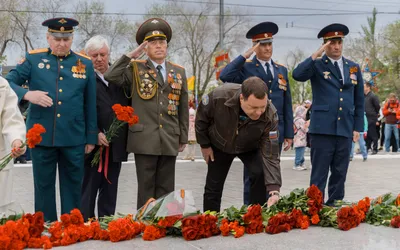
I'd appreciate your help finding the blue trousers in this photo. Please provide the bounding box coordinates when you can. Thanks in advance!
[243,143,282,205]
[309,134,352,206]
[350,132,368,159]
[384,124,399,152]
[294,147,306,166]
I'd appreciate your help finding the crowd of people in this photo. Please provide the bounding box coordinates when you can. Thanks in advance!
[0,16,394,222]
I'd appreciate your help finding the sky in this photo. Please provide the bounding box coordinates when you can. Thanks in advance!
[4,0,400,66]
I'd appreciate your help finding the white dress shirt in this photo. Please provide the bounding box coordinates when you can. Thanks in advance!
[328,56,344,83]
[96,70,108,87]
[257,58,274,79]
[150,59,167,82]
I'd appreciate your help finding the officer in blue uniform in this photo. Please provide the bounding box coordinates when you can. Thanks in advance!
[6,17,97,221]
[292,23,364,205]
[219,22,293,205]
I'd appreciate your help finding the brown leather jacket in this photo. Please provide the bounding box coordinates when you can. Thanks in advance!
[195,84,282,192]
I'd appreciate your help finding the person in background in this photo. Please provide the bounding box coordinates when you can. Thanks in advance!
[80,35,130,221]
[14,84,30,164]
[293,105,309,171]
[364,82,380,155]
[182,103,196,161]
[350,112,368,162]
[382,93,399,152]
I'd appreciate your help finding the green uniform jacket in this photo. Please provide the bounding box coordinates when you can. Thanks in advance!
[104,55,189,156]
[6,48,97,147]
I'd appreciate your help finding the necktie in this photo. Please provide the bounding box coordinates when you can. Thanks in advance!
[156,65,164,86]
[265,62,273,90]
[334,61,343,84]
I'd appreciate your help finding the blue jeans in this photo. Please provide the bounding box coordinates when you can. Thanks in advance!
[294,147,305,166]
[350,133,367,159]
[384,124,399,152]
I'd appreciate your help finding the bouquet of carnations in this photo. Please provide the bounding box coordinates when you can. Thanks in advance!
[0,123,45,172]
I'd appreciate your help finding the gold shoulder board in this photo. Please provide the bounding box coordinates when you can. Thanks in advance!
[275,62,286,68]
[74,51,91,60]
[245,59,252,63]
[28,48,49,54]
[170,62,184,69]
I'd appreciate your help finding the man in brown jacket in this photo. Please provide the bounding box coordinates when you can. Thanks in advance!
[196,76,281,212]
[104,18,189,209]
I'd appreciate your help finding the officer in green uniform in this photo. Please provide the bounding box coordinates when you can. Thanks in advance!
[105,18,189,209]
[6,17,97,221]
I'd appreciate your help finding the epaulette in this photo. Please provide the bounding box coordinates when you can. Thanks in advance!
[74,51,91,60]
[131,59,146,63]
[274,62,286,68]
[170,62,184,69]
[28,48,49,54]
[245,59,252,63]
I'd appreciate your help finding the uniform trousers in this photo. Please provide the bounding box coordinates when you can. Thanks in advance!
[204,146,266,212]
[134,154,176,210]
[81,148,122,221]
[243,143,282,205]
[31,145,85,222]
[309,134,352,206]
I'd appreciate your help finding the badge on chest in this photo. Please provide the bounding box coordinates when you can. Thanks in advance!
[167,69,182,116]
[277,74,287,91]
[71,59,87,79]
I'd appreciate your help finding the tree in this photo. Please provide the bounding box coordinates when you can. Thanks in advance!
[285,47,311,104]
[145,0,249,100]
[72,0,135,58]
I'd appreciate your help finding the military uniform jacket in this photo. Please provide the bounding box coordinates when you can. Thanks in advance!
[219,55,294,143]
[292,55,364,138]
[6,48,98,147]
[195,84,282,192]
[104,55,189,156]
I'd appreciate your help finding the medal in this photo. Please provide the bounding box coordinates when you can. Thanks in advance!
[46,64,50,69]
[38,63,44,69]
[145,74,149,78]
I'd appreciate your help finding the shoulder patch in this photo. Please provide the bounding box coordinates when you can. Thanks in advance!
[274,62,286,68]
[74,51,91,60]
[17,57,26,65]
[201,95,209,106]
[28,48,49,54]
[169,62,184,69]
[245,59,252,63]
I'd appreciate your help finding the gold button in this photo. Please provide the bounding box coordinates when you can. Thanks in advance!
[339,107,342,111]
[60,58,63,62]
[338,117,341,120]
[60,77,63,80]
[57,114,61,118]
[59,89,63,92]
[60,65,64,69]
[340,89,343,92]
[340,98,343,101]
[58,101,62,105]
[160,113,163,117]
[159,124,163,128]
[270,90,272,93]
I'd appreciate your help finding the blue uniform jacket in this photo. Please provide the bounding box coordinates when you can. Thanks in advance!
[292,55,364,138]
[219,55,294,143]
[6,48,98,147]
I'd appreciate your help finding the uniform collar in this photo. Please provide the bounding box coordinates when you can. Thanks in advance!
[49,48,72,58]
[149,59,166,70]
[327,55,343,66]
[256,57,272,66]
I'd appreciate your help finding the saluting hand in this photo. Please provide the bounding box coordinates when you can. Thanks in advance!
[24,91,53,107]
[312,40,331,60]
[242,42,260,59]
[201,147,214,164]
[126,41,148,59]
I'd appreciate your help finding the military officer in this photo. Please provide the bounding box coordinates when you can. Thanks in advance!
[219,22,294,205]
[104,18,189,209]
[292,23,364,206]
[6,17,97,221]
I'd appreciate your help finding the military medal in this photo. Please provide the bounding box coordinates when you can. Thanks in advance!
[145,73,149,78]
[38,63,45,69]
[72,59,86,79]
[46,64,50,69]
[323,71,331,79]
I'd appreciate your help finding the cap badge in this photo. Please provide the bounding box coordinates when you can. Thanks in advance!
[335,32,338,35]
[60,27,65,31]
[151,19,159,24]
[264,33,269,38]
[58,18,67,24]
[153,31,160,35]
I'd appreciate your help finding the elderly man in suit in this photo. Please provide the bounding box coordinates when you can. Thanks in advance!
[105,18,189,209]
[6,17,97,221]
[292,23,364,206]
[80,35,130,221]
[0,76,26,214]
